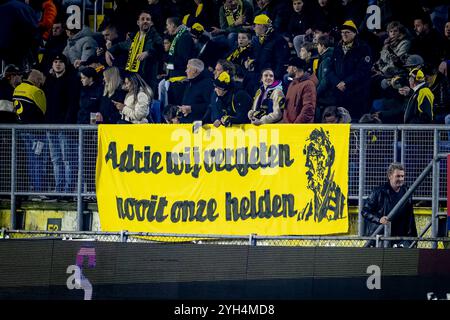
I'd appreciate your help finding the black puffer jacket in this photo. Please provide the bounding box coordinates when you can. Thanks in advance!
[361,182,417,237]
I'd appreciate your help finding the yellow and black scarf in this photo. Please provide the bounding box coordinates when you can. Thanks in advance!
[224,0,243,27]
[195,3,204,17]
[258,26,273,45]
[226,44,250,62]
[125,32,146,72]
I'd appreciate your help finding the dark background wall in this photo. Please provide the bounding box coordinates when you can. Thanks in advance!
[0,240,449,300]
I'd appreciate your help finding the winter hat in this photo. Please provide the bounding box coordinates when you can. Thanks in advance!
[52,54,68,65]
[190,23,205,39]
[214,71,232,90]
[253,14,271,25]
[340,20,358,34]
[409,67,425,82]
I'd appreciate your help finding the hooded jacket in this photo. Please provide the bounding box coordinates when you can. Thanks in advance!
[63,26,98,64]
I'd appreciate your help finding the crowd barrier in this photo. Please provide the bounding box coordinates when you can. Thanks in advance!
[0,124,449,237]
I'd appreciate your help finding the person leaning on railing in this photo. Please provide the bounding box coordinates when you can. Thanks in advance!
[361,162,417,248]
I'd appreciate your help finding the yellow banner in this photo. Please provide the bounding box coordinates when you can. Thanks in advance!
[96,124,350,236]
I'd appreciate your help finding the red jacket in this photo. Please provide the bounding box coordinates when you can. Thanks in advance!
[39,0,57,41]
[283,73,317,123]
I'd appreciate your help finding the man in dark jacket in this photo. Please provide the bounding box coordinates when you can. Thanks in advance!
[165,16,197,78]
[399,67,434,124]
[77,67,103,124]
[44,54,79,124]
[107,11,163,92]
[328,20,372,122]
[43,54,79,194]
[410,15,446,71]
[178,58,213,123]
[252,14,290,80]
[316,34,335,121]
[40,21,68,75]
[210,71,251,127]
[361,162,417,248]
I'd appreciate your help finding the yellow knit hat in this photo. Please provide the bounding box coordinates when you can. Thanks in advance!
[214,71,232,90]
[253,14,271,25]
[340,20,358,33]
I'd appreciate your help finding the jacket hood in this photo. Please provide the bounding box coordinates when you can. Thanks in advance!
[70,26,94,41]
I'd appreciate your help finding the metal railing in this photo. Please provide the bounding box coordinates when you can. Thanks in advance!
[0,124,448,237]
[3,229,450,249]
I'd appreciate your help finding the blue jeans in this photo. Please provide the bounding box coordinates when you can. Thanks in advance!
[20,131,46,192]
[47,131,77,193]
[158,79,169,108]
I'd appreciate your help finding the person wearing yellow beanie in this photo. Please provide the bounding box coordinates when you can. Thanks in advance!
[252,14,290,79]
[210,71,252,127]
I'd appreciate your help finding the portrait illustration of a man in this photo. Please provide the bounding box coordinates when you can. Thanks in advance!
[300,128,345,222]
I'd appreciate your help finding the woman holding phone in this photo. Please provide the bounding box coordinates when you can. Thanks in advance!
[113,73,153,123]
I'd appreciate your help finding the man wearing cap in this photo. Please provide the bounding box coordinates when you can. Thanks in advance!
[40,21,68,75]
[282,56,317,123]
[43,54,80,194]
[328,20,372,122]
[399,67,434,124]
[0,65,23,123]
[44,55,79,124]
[252,14,290,80]
[210,71,251,127]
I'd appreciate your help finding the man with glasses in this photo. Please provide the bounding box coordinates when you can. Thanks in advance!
[328,20,372,122]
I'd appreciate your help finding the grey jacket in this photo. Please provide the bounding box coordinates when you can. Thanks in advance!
[63,26,98,64]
